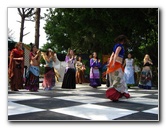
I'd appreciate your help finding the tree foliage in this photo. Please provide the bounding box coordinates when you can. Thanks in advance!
[43,8,158,65]
[43,8,158,86]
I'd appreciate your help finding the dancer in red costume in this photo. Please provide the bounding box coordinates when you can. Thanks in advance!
[106,35,130,101]
[8,42,24,91]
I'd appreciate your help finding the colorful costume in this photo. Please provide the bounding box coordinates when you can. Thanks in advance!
[138,62,152,89]
[89,58,101,88]
[106,44,130,101]
[42,58,56,90]
[25,52,39,91]
[8,48,24,91]
[75,61,84,84]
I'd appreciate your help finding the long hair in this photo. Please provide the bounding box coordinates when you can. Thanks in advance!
[143,54,152,63]
[67,48,74,58]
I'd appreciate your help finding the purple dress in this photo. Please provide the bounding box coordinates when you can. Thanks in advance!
[89,58,101,87]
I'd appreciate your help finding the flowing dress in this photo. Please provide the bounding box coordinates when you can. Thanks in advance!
[25,52,39,92]
[62,56,76,89]
[42,59,56,90]
[8,48,24,90]
[89,58,101,88]
[106,44,130,101]
[124,58,135,85]
[138,62,152,89]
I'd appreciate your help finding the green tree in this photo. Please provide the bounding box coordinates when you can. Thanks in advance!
[43,8,158,86]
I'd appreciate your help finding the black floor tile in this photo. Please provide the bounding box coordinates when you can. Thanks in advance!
[14,98,84,109]
[114,112,158,120]
[8,111,89,120]
[94,101,158,111]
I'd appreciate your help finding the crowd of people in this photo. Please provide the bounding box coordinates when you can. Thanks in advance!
[8,35,154,102]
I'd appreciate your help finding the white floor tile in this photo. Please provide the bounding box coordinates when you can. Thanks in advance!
[8,102,45,116]
[143,107,159,115]
[119,97,158,106]
[54,95,109,103]
[50,104,138,120]
[128,92,151,97]
[56,90,102,95]
[8,94,49,102]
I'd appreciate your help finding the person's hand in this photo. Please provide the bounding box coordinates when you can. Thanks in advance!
[37,50,41,54]
[74,55,77,59]
[98,59,100,63]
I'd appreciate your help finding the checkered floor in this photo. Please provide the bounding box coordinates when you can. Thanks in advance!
[8,82,159,121]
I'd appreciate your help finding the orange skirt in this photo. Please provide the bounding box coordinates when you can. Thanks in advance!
[106,61,124,74]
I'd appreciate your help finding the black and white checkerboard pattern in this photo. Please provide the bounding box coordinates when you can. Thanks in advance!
[8,82,159,121]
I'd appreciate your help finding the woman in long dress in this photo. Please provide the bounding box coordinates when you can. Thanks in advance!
[62,49,76,89]
[8,42,24,91]
[75,56,84,84]
[25,44,41,92]
[138,54,153,89]
[123,53,135,88]
[106,35,130,101]
[42,49,56,90]
[89,52,101,88]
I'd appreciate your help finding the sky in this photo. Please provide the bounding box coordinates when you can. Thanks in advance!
[8,8,48,48]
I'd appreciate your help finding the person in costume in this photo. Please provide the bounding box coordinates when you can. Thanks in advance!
[89,52,101,88]
[75,56,86,84]
[123,53,135,88]
[42,48,56,90]
[106,35,130,101]
[25,44,41,92]
[8,42,24,91]
[138,54,153,89]
[62,49,76,89]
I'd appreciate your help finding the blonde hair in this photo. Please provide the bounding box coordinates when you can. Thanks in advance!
[143,54,151,63]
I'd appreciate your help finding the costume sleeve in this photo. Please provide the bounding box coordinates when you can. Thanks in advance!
[8,50,14,78]
[65,56,69,63]
[65,56,73,63]
[90,59,96,67]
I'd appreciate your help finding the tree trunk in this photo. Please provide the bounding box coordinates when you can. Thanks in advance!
[34,8,41,49]
[19,16,25,42]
